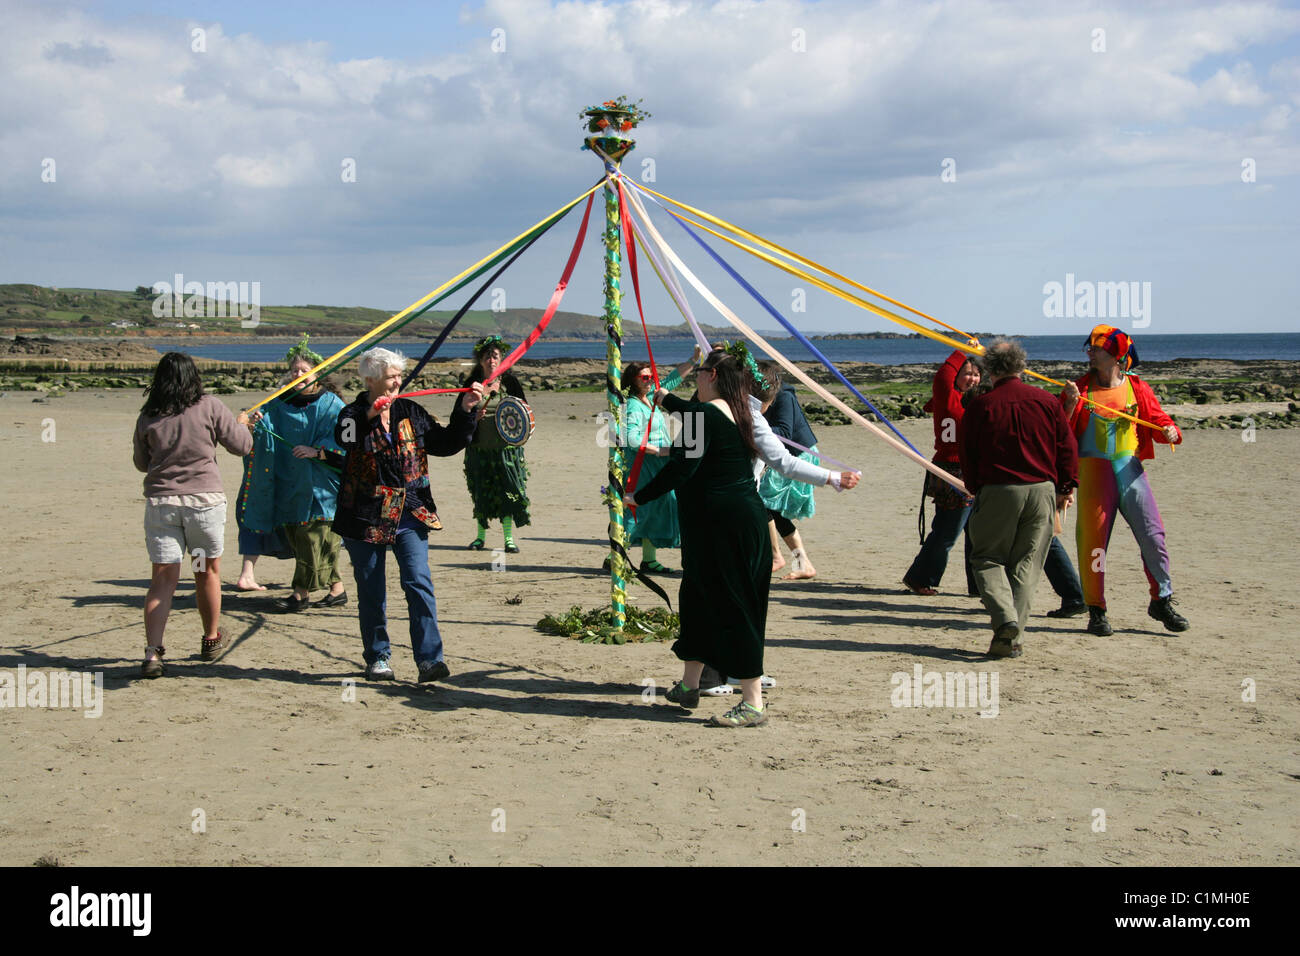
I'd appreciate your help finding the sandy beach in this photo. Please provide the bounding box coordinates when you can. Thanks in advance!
[0,388,1296,866]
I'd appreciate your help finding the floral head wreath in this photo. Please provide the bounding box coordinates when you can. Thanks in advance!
[717,340,767,391]
[285,333,323,367]
[474,335,509,359]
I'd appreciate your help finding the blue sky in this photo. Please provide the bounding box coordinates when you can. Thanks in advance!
[4,0,1299,335]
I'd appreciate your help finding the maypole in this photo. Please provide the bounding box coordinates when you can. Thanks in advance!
[582,97,649,631]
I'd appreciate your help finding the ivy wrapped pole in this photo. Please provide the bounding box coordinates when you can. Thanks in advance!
[582,98,648,631]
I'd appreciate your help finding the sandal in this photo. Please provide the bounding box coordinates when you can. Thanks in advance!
[504,541,520,554]
[200,629,229,662]
[467,539,485,551]
[639,559,675,575]
[141,645,165,679]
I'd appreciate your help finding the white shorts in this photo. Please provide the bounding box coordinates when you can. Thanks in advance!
[144,501,227,566]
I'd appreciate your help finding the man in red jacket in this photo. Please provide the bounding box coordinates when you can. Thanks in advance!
[960,339,1078,658]
[1061,325,1188,636]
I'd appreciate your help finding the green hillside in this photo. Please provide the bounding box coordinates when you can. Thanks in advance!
[0,284,734,340]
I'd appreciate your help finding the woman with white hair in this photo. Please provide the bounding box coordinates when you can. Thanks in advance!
[332,347,485,682]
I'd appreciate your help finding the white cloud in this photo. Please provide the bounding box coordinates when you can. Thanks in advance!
[1,0,1298,331]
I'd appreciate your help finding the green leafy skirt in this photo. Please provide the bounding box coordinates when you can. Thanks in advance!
[464,445,530,527]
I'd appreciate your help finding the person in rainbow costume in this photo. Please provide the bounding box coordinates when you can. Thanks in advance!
[1061,325,1189,637]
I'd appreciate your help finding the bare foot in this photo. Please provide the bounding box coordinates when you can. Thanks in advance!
[783,565,817,581]
[771,555,787,574]
[236,577,266,592]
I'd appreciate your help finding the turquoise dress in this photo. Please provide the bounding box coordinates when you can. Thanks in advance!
[621,367,683,548]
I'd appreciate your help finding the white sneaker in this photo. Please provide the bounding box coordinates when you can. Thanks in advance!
[727,675,776,688]
[700,682,734,696]
[366,657,394,681]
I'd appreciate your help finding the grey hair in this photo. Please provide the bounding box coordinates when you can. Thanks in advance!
[981,337,1027,379]
[358,347,407,381]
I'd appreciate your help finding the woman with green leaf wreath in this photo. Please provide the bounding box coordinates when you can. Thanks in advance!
[459,336,529,553]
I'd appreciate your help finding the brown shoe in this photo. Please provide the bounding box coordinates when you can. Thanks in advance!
[200,630,229,661]
[141,646,165,678]
[987,622,1022,658]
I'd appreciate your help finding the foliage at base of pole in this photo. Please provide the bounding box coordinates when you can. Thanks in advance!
[537,605,679,645]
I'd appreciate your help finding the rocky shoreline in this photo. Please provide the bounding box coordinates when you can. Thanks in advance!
[3,342,1298,430]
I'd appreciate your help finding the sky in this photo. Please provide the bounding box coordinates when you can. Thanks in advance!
[3,0,1299,336]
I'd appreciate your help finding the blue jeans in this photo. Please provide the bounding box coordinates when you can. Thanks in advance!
[905,503,973,590]
[342,529,444,667]
[1044,534,1084,606]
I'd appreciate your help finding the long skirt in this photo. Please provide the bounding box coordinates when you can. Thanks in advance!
[464,445,530,527]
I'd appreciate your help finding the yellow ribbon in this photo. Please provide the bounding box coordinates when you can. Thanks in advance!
[627,179,980,342]
[620,184,971,495]
[633,181,1171,442]
[245,181,604,413]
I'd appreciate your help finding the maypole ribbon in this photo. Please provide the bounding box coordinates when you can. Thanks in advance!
[375,191,597,410]
[621,185,968,496]
[400,218,559,393]
[627,178,923,457]
[246,180,604,414]
[775,435,861,476]
[616,176,663,507]
[625,180,980,343]
[625,195,712,353]
[622,176,1170,444]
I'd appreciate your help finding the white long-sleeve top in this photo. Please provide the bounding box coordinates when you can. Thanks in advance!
[749,394,830,487]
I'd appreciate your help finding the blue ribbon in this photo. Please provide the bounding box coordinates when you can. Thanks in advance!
[627,180,924,457]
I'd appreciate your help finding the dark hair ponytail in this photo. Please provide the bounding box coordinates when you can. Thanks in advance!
[142,352,205,417]
[700,352,759,458]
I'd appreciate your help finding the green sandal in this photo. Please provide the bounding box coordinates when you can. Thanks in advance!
[639,559,675,575]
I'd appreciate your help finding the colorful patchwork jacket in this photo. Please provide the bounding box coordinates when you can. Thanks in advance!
[332,392,476,544]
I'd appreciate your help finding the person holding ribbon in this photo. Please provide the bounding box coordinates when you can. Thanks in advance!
[238,336,348,613]
[460,336,530,554]
[1061,326,1188,636]
[902,349,983,596]
[617,348,701,575]
[628,350,772,727]
[334,347,485,681]
[755,361,829,581]
[133,352,254,677]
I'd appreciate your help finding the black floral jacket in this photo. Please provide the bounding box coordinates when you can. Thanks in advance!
[332,392,476,544]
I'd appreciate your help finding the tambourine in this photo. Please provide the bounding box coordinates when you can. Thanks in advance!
[495,394,536,446]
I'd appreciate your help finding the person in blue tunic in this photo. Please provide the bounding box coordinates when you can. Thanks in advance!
[617,348,701,575]
[240,336,348,612]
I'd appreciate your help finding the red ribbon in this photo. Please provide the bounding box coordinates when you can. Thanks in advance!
[618,179,663,509]
[374,193,596,411]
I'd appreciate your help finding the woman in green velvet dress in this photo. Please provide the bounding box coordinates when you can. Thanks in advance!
[628,351,771,727]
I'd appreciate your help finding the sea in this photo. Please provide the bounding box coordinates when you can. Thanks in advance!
[149,332,1300,367]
